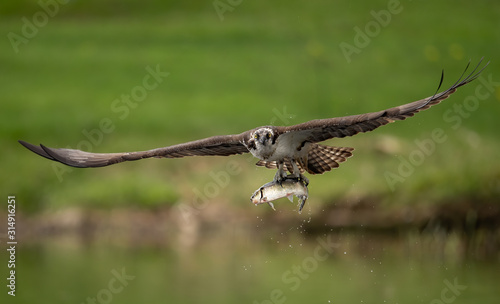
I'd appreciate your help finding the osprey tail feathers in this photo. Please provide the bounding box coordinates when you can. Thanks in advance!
[255,144,354,175]
[305,144,354,174]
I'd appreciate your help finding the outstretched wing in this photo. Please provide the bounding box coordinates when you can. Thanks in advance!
[19,133,250,168]
[277,59,488,143]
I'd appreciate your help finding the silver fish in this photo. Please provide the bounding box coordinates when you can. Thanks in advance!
[250,178,309,213]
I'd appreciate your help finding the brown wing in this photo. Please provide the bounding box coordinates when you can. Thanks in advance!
[19,133,250,168]
[276,59,488,143]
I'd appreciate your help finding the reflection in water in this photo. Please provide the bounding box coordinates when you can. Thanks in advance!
[4,221,499,304]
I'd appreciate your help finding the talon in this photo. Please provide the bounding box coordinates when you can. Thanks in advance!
[299,174,309,186]
[274,174,285,187]
[273,166,287,186]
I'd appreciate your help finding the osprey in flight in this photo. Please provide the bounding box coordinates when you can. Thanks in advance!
[20,60,487,185]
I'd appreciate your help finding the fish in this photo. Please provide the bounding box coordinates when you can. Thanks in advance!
[250,177,309,213]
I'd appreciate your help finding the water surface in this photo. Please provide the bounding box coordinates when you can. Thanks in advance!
[5,229,499,304]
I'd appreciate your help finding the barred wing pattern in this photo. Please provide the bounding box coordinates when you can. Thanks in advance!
[256,144,354,174]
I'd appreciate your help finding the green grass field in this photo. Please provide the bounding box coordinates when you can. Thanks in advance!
[1,0,499,213]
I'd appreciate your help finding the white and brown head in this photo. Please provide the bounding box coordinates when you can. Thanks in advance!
[247,127,278,159]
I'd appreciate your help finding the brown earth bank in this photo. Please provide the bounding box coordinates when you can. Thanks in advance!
[3,200,499,249]
[311,199,500,232]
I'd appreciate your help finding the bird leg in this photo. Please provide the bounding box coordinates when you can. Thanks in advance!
[291,160,309,186]
[273,160,309,186]
[273,161,288,184]
[292,161,309,187]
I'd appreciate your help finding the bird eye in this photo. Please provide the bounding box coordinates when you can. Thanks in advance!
[266,133,271,138]
[254,134,259,139]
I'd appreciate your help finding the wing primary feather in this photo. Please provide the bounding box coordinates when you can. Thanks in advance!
[18,140,57,162]
[415,58,488,112]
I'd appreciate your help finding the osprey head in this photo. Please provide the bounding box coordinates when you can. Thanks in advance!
[251,127,276,145]
[248,127,277,159]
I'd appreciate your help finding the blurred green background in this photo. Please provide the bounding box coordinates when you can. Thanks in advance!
[1,0,499,303]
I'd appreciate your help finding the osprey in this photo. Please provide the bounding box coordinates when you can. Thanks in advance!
[20,60,487,186]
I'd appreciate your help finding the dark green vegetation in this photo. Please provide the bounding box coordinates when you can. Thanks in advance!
[2,0,499,212]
